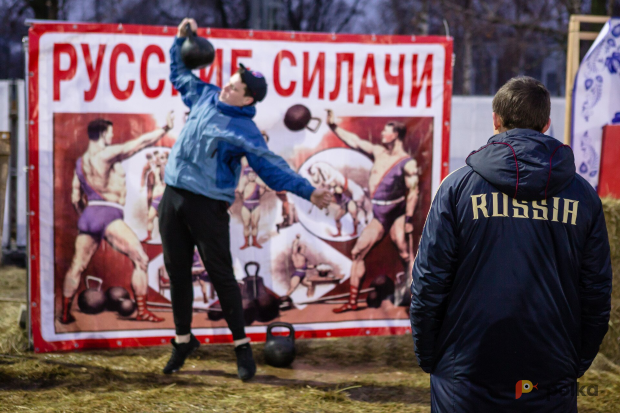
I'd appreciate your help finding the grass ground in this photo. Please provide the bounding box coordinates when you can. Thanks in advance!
[1,260,619,412]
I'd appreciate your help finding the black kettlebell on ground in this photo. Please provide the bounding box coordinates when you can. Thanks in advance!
[106,286,130,312]
[264,322,296,368]
[78,276,107,314]
[180,23,215,70]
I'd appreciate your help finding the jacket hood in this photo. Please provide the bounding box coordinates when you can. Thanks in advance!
[216,97,256,119]
[465,129,575,200]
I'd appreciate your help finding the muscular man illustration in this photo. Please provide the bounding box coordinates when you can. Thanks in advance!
[284,234,316,297]
[146,151,168,240]
[326,110,419,313]
[237,167,269,249]
[192,249,213,303]
[60,113,174,324]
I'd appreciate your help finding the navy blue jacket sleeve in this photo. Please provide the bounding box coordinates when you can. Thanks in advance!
[578,199,612,377]
[169,37,218,108]
[241,135,315,201]
[410,178,459,373]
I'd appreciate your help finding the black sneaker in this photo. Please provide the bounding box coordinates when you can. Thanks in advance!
[163,334,200,374]
[234,343,256,381]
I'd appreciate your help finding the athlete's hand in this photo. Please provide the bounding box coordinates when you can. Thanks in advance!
[166,110,174,129]
[177,18,198,38]
[310,187,332,209]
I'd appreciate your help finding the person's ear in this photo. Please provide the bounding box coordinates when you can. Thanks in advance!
[243,96,254,106]
[541,118,551,134]
[492,112,502,134]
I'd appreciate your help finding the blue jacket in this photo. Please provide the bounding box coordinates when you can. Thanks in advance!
[164,37,315,203]
[411,129,612,412]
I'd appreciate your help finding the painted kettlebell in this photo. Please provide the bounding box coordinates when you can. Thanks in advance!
[264,322,296,368]
[77,275,107,315]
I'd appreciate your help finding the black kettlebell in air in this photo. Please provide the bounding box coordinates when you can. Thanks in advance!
[264,322,296,368]
[180,23,215,70]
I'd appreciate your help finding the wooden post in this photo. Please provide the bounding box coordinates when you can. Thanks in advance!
[563,14,611,145]
[0,131,11,251]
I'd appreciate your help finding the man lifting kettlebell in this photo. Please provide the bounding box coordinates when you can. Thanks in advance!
[160,18,332,381]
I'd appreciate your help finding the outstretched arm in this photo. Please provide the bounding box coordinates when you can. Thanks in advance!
[404,159,419,234]
[240,137,331,207]
[326,109,375,155]
[102,111,174,163]
[71,172,85,214]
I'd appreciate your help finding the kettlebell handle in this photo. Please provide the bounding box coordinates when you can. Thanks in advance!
[184,22,195,38]
[306,117,322,133]
[85,275,103,291]
[267,322,295,340]
[244,261,260,277]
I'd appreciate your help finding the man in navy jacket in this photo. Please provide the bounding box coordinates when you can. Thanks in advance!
[160,18,332,380]
[410,76,612,412]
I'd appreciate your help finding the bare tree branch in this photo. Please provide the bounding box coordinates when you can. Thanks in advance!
[335,0,363,32]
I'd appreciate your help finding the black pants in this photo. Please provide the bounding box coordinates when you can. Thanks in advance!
[158,185,246,340]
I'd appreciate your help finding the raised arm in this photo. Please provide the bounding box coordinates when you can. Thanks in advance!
[326,109,375,156]
[404,159,420,233]
[102,111,174,163]
[292,237,300,254]
[71,171,85,214]
[170,18,216,108]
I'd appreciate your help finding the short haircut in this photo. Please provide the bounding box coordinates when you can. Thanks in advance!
[236,68,254,99]
[386,121,407,140]
[87,119,113,141]
[492,76,550,132]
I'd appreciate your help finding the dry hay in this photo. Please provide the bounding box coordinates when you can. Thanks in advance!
[0,266,28,355]
[599,197,620,364]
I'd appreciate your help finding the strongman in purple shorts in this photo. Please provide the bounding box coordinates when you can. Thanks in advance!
[326,110,419,313]
[191,250,213,303]
[237,168,268,249]
[284,234,315,297]
[146,151,168,240]
[61,114,174,324]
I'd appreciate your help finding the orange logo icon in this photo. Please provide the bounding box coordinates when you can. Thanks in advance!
[515,380,538,399]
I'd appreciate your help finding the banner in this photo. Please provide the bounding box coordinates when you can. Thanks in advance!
[572,18,620,189]
[28,22,452,352]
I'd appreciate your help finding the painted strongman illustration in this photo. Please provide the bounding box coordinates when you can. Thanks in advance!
[326,110,419,313]
[192,249,214,303]
[60,113,174,324]
[237,167,269,249]
[145,151,168,240]
[308,161,369,237]
[284,234,316,297]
